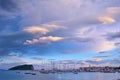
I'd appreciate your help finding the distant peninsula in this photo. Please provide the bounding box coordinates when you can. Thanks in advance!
[9,64,34,70]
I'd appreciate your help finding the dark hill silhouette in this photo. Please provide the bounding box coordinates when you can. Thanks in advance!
[9,64,34,70]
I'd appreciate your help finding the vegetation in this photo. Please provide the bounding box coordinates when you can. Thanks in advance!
[9,64,34,70]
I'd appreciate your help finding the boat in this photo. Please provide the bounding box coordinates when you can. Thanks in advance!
[16,72,20,73]
[24,72,31,74]
[31,73,36,75]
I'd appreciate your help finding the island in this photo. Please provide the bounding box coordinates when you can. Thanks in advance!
[8,64,34,70]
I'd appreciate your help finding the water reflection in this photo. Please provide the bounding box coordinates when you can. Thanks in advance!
[0,71,120,80]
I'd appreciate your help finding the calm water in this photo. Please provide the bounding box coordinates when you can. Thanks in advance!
[0,70,120,80]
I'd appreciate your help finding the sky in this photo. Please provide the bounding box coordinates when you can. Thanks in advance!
[0,0,120,69]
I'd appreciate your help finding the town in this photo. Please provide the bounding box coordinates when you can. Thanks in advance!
[39,66,120,74]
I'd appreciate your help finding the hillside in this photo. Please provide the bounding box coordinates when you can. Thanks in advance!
[9,64,34,70]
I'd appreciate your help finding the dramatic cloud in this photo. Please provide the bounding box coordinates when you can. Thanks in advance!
[23,23,65,34]
[24,36,64,45]
[23,26,49,34]
[103,7,120,20]
[98,17,115,24]
[0,0,18,12]
[0,0,120,69]
[0,31,34,56]
[94,38,115,52]
[106,32,120,40]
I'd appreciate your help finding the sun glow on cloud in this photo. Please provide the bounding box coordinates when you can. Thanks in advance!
[23,24,65,34]
[98,17,115,24]
[23,26,49,34]
[40,36,64,42]
[95,38,116,52]
[24,36,64,45]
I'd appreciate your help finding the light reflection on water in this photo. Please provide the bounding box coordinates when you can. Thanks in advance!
[0,71,120,80]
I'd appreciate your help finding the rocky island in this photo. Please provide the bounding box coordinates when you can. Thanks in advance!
[9,64,34,70]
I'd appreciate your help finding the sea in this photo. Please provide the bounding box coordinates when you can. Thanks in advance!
[0,70,120,80]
